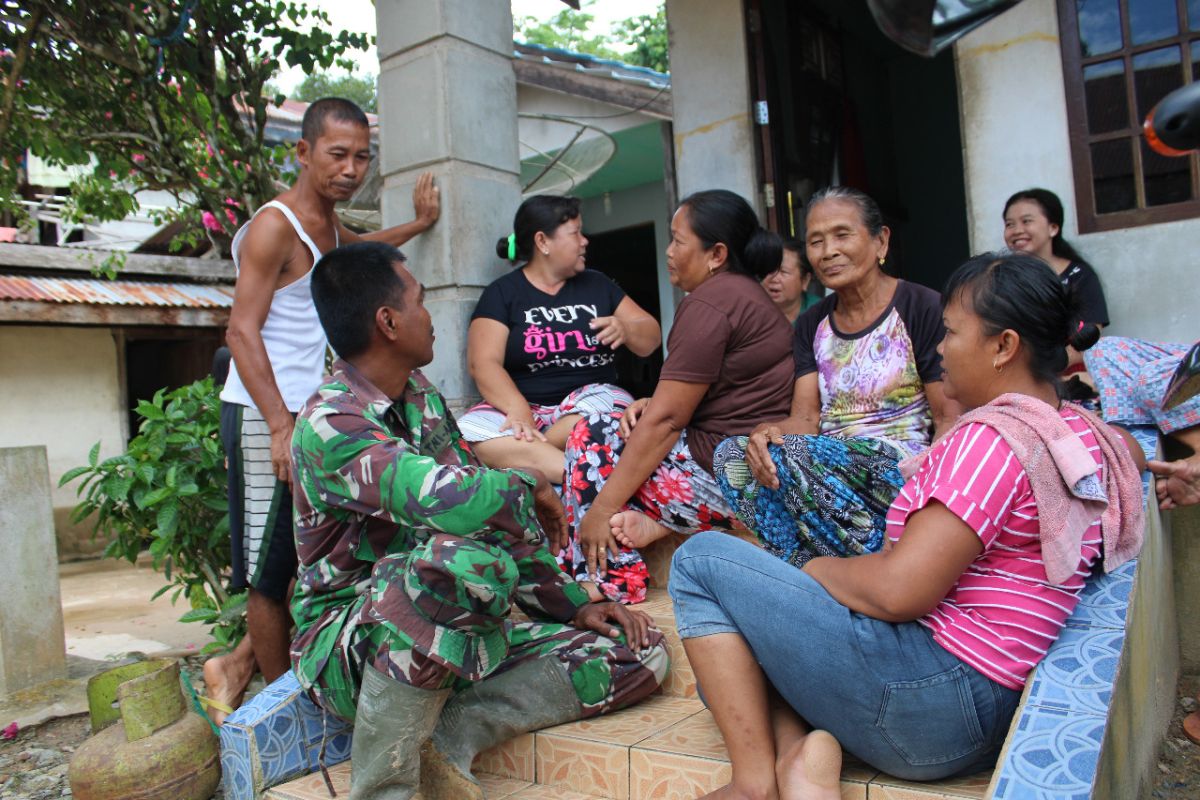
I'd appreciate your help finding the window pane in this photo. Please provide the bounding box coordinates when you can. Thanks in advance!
[1193,40,1200,79]
[1190,0,1200,31]
[1091,139,1137,213]
[1142,139,1194,205]
[1084,59,1130,133]
[1129,0,1180,45]
[1133,46,1183,122]
[1078,0,1122,56]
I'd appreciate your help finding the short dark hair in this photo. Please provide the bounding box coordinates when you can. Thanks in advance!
[301,97,370,144]
[311,242,408,358]
[677,189,781,280]
[1002,187,1089,267]
[780,237,813,277]
[495,195,582,264]
[942,252,1079,388]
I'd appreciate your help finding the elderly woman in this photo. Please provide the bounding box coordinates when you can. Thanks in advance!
[671,253,1145,798]
[560,189,794,604]
[762,237,817,324]
[461,195,661,481]
[714,187,957,567]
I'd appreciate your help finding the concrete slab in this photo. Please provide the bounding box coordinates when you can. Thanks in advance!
[0,557,215,732]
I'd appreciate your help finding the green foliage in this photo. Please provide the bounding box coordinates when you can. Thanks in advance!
[0,1,372,253]
[515,2,620,61]
[613,7,669,74]
[515,1,669,74]
[61,376,244,653]
[292,70,377,113]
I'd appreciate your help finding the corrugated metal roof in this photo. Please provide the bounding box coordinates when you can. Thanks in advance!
[513,42,671,90]
[0,275,235,308]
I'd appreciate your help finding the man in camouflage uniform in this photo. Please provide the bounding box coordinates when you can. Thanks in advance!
[291,241,668,800]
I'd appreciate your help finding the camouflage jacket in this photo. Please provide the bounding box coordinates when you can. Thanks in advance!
[288,360,589,687]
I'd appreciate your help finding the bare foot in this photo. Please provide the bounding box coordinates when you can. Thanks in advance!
[777,730,842,800]
[696,784,777,800]
[610,510,671,549]
[202,638,256,725]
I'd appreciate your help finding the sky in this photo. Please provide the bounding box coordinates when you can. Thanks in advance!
[272,0,662,94]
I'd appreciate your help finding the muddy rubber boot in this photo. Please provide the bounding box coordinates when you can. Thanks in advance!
[349,665,451,800]
[420,657,583,800]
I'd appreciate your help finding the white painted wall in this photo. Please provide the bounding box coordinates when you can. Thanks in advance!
[956,0,1199,342]
[0,327,125,555]
[665,0,761,213]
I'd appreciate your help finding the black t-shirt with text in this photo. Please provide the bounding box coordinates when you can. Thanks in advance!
[471,268,626,406]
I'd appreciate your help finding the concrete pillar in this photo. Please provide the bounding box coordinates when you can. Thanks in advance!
[375,0,522,407]
[665,0,760,211]
[0,446,66,696]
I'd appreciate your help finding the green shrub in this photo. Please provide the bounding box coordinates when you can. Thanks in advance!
[61,377,245,654]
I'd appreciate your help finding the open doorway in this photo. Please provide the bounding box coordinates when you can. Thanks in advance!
[748,0,971,292]
[122,328,222,441]
[585,222,664,399]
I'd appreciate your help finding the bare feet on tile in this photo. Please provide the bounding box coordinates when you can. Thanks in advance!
[697,783,779,800]
[776,729,842,800]
[611,510,671,549]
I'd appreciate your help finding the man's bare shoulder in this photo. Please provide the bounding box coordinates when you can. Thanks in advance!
[238,205,300,277]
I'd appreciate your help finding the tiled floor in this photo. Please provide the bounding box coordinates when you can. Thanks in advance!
[267,583,994,800]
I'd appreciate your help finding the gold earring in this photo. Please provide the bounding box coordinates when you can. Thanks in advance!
[878,256,885,267]
[993,361,1004,374]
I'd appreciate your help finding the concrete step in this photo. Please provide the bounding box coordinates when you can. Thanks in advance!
[266,580,993,799]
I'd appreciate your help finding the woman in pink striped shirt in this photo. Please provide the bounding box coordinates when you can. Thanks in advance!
[668,252,1145,800]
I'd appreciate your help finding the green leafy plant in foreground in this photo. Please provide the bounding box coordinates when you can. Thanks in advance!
[61,377,244,654]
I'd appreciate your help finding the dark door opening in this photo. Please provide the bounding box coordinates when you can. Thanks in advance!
[123,328,221,440]
[584,222,664,399]
[748,0,971,292]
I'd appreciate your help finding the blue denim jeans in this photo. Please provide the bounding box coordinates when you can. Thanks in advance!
[669,532,1021,781]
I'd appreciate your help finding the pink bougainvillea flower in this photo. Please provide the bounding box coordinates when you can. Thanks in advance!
[1,722,17,740]
[201,211,223,233]
[131,153,145,164]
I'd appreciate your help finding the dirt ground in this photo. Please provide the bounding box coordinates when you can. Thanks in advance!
[1150,673,1200,799]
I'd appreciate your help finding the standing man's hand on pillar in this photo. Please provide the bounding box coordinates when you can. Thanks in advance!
[412,172,440,231]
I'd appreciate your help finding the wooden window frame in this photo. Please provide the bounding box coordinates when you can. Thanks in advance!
[1058,0,1200,232]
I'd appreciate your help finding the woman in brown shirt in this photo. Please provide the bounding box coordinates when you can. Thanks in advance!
[559,189,794,603]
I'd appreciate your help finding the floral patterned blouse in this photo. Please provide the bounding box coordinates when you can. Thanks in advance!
[792,280,946,457]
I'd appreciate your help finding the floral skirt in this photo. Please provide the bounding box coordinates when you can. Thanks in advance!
[560,409,736,604]
[712,434,904,567]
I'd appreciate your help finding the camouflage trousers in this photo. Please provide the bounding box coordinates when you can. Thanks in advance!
[306,543,670,723]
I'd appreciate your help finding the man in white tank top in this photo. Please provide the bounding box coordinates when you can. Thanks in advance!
[204,98,441,724]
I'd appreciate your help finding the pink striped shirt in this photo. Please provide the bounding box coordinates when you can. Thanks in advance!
[885,409,1105,690]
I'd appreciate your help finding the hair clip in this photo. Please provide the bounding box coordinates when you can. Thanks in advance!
[507,233,517,261]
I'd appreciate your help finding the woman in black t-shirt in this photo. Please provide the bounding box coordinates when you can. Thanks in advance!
[1003,188,1109,372]
[461,195,660,482]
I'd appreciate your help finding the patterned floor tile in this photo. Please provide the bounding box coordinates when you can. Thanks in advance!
[634,708,728,761]
[1023,626,1123,716]
[473,732,536,781]
[636,587,677,619]
[506,785,612,799]
[629,748,733,798]
[656,620,698,699]
[541,694,704,746]
[266,761,533,799]
[534,732,630,800]
[478,774,536,798]
[1064,567,1133,630]
[868,768,993,799]
[989,704,1103,799]
[266,761,349,800]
